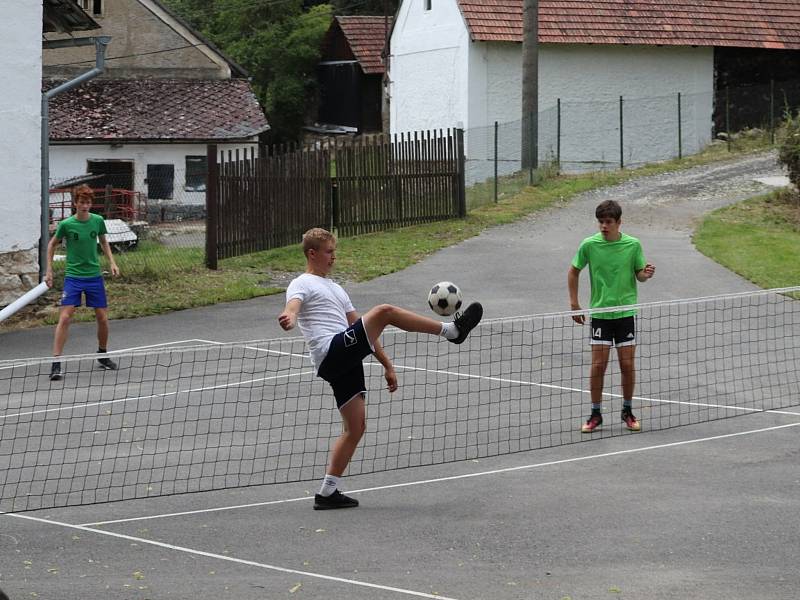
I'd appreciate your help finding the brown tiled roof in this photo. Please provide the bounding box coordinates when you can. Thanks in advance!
[457,0,800,49]
[47,79,269,141]
[336,16,392,74]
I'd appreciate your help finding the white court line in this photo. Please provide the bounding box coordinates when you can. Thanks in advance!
[194,338,312,361]
[365,362,800,417]
[3,512,459,600]
[80,419,800,527]
[0,369,315,421]
[0,339,207,372]
[195,339,800,418]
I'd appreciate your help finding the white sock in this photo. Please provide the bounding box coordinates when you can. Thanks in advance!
[440,322,459,340]
[319,474,340,497]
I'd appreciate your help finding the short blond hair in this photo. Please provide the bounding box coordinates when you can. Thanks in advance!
[302,228,335,257]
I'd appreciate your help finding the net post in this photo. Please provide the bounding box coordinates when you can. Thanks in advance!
[205,143,218,270]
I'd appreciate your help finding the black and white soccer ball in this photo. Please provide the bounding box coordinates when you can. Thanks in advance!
[428,281,462,316]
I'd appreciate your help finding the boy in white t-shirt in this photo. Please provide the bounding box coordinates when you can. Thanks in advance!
[278,228,483,510]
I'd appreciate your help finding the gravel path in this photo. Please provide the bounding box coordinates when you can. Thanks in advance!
[0,151,786,359]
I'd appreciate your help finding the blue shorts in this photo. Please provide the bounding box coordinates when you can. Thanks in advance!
[61,276,108,308]
[317,318,374,409]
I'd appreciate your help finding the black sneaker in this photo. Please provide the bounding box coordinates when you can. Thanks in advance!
[49,361,62,381]
[313,489,359,510]
[449,302,483,344]
[97,353,118,370]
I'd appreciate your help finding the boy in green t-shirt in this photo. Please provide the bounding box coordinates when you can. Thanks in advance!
[45,184,120,381]
[568,200,655,433]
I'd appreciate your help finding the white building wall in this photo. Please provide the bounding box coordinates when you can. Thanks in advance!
[0,2,43,304]
[50,141,258,212]
[389,0,470,136]
[466,43,714,182]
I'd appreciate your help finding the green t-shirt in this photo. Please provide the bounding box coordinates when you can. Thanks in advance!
[572,232,646,319]
[55,213,108,278]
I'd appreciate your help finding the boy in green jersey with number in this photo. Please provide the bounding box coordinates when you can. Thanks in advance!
[568,200,655,433]
[45,184,120,381]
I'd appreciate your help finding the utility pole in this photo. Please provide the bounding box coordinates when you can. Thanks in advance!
[521,0,538,171]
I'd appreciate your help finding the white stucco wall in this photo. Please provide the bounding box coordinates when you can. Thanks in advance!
[465,43,714,181]
[0,2,42,255]
[50,141,258,210]
[388,0,470,136]
[0,2,43,303]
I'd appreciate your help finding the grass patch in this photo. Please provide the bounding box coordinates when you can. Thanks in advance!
[693,189,800,289]
[1,136,775,331]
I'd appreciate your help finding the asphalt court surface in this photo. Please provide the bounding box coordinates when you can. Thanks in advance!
[1,406,799,599]
[1,333,800,599]
[2,154,799,598]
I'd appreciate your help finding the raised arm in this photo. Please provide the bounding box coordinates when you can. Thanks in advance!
[636,263,655,282]
[278,298,302,331]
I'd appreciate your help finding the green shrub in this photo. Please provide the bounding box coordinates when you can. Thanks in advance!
[778,113,800,189]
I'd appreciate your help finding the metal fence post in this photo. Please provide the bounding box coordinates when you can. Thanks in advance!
[726,86,731,152]
[678,92,682,160]
[494,121,499,203]
[770,79,775,145]
[456,128,466,218]
[205,143,218,270]
[619,95,624,169]
[556,98,561,172]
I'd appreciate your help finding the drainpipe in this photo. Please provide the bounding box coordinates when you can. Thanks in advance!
[40,36,111,280]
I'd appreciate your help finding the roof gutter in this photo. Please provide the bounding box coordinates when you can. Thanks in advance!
[40,35,111,280]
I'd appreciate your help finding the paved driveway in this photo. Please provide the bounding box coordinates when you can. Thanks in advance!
[0,151,784,360]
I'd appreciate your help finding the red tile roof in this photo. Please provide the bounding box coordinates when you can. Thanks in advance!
[457,0,800,49]
[336,16,393,74]
[46,79,269,142]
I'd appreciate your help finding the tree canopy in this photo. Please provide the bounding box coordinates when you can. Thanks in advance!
[165,0,339,143]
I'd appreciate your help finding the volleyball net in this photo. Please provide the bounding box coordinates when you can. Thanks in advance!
[1,287,798,512]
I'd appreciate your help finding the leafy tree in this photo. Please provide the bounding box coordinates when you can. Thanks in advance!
[164,0,332,143]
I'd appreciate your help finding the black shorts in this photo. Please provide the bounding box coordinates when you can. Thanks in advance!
[590,316,636,347]
[317,318,374,409]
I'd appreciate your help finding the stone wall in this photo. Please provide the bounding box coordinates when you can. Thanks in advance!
[0,249,39,307]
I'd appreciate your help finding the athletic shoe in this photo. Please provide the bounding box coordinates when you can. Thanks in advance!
[97,354,118,370]
[49,362,62,381]
[621,409,641,432]
[313,489,359,510]
[449,302,483,345]
[581,412,602,433]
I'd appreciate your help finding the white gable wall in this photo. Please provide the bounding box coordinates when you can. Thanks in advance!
[389,0,470,135]
[0,2,43,304]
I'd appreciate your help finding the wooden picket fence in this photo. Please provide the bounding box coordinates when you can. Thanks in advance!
[205,129,465,265]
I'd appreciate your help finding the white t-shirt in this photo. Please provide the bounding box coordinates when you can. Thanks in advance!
[286,273,355,368]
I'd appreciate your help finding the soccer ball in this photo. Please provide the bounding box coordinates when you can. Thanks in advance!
[428,281,462,316]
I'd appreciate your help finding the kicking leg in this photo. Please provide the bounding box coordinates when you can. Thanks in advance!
[362,302,483,346]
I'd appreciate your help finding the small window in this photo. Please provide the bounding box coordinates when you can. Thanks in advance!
[185,156,208,192]
[425,0,432,10]
[146,164,175,200]
[79,0,103,16]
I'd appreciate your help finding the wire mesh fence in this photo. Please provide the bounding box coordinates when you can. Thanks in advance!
[47,170,207,282]
[463,78,799,209]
